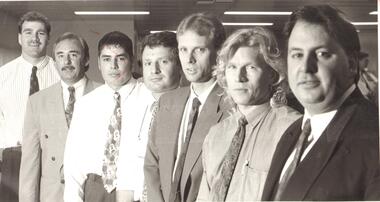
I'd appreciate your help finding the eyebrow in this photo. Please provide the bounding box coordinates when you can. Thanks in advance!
[56,50,80,55]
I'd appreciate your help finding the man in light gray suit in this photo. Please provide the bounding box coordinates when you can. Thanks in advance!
[19,32,100,202]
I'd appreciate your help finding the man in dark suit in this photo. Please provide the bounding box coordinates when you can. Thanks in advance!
[261,5,380,201]
[19,32,99,202]
[144,13,229,202]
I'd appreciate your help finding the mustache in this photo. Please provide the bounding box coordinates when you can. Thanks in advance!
[61,65,75,71]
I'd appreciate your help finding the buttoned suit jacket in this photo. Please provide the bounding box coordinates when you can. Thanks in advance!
[144,84,230,202]
[19,79,100,202]
[261,89,380,201]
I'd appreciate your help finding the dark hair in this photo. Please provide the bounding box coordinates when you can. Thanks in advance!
[177,12,226,51]
[284,5,360,58]
[18,11,51,36]
[52,32,90,72]
[98,31,133,59]
[140,31,179,64]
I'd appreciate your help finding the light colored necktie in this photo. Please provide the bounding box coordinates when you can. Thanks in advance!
[102,92,122,193]
[273,119,312,200]
[29,66,39,95]
[211,116,248,201]
[65,86,75,127]
[169,97,201,202]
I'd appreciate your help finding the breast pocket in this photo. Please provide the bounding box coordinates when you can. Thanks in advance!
[241,166,268,201]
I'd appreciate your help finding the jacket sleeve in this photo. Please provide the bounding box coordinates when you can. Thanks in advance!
[19,98,41,202]
[144,100,164,202]
[196,132,212,202]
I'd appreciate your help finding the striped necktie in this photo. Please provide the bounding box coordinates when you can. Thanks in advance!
[65,86,75,127]
[273,119,312,200]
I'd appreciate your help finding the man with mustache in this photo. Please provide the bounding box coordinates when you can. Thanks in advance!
[144,13,230,202]
[64,31,151,202]
[18,32,100,202]
[261,5,380,200]
[0,11,60,201]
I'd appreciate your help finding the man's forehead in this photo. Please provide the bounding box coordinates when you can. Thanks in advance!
[55,39,82,51]
[100,44,128,56]
[22,20,46,30]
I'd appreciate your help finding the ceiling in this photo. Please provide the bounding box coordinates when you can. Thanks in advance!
[0,0,377,37]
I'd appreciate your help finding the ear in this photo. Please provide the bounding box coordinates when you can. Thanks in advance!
[18,33,22,46]
[348,56,359,77]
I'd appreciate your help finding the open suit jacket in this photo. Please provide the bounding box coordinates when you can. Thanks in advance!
[19,79,100,202]
[144,84,230,202]
[261,89,380,201]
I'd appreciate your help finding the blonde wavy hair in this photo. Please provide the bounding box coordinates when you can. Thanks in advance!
[214,27,288,108]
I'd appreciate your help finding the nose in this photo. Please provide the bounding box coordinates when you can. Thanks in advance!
[64,55,72,65]
[111,58,119,70]
[301,54,318,73]
[32,32,40,42]
[183,51,196,64]
[235,67,248,82]
[152,62,161,74]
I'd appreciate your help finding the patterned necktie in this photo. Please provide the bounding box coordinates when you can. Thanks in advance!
[211,116,248,201]
[169,97,201,202]
[29,66,39,95]
[273,119,312,200]
[65,86,75,127]
[102,92,122,193]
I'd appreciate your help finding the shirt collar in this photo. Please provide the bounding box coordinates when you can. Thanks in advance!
[61,76,87,90]
[105,77,137,100]
[20,55,50,70]
[189,81,217,105]
[237,102,271,126]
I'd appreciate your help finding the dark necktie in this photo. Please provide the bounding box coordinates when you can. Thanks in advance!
[211,116,248,201]
[102,92,122,193]
[65,86,75,127]
[169,97,201,202]
[29,66,39,95]
[273,119,312,200]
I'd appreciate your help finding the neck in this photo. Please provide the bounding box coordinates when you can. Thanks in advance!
[237,104,263,118]
[22,52,45,66]
[191,77,215,96]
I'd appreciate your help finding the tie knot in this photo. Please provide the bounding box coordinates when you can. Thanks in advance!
[32,66,38,73]
[68,86,75,94]
[238,116,248,126]
[113,92,120,101]
[192,97,201,109]
[303,119,311,134]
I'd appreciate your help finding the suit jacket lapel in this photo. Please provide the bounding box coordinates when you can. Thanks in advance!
[281,91,359,200]
[261,118,302,200]
[164,87,190,177]
[180,85,224,194]
[47,83,68,140]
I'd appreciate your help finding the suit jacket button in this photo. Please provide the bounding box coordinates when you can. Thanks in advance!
[45,134,48,139]
[51,157,55,161]
[60,179,65,184]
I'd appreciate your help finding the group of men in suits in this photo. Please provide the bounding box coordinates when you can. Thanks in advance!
[1,3,379,202]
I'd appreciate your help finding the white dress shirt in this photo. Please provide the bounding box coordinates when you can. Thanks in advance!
[279,84,356,181]
[172,81,217,179]
[0,56,59,148]
[61,76,87,108]
[64,79,156,202]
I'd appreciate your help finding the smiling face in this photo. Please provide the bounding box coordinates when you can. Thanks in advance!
[177,30,216,83]
[287,20,355,114]
[225,46,275,106]
[54,38,87,85]
[18,21,49,58]
[142,45,180,93]
[98,44,132,91]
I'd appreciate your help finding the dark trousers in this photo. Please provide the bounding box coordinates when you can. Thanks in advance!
[84,174,116,202]
[0,146,21,202]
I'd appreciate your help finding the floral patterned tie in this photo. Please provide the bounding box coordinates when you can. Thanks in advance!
[29,66,39,95]
[102,92,122,193]
[65,86,75,127]
[211,116,248,201]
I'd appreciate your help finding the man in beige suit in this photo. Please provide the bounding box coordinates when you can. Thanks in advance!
[19,32,100,202]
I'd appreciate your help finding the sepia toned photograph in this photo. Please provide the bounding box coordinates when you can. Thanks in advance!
[0,0,378,201]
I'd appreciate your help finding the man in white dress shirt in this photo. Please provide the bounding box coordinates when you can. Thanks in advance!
[64,31,148,202]
[19,32,100,202]
[0,11,59,201]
